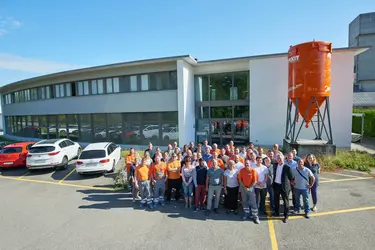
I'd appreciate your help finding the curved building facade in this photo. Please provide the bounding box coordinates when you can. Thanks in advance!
[0,48,368,148]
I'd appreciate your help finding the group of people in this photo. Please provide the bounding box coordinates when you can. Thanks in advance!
[124,140,320,224]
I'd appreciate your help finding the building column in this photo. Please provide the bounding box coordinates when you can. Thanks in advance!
[176,60,195,146]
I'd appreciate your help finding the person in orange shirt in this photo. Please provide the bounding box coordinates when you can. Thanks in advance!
[166,153,182,203]
[238,160,260,224]
[207,152,225,170]
[229,148,245,165]
[134,158,152,209]
[150,155,167,207]
[125,148,137,189]
[210,143,221,155]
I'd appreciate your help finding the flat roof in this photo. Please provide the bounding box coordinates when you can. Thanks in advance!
[0,46,370,93]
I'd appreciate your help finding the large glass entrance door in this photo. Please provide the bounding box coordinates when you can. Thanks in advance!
[210,119,233,146]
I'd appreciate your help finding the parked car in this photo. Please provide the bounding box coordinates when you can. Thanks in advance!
[26,139,81,171]
[0,142,35,169]
[0,141,10,150]
[76,142,121,175]
[163,126,178,140]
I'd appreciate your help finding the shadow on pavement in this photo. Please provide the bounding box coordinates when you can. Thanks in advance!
[77,189,133,209]
[0,167,28,177]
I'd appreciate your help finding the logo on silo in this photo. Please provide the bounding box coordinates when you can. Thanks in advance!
[288,83,303,92]
[288,55,300,63]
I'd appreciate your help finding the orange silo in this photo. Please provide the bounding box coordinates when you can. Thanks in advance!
[288,41,332,127]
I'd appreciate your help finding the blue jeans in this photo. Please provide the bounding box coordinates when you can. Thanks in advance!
[267,185,275,210]
[294,188,310,214]
[183,182,194,198]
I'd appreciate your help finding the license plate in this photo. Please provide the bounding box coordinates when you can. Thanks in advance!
[36,160,46,163]
[4,162,13,165]
[86,163,97,167]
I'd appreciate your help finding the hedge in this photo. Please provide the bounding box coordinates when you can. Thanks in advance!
[352,109,375,137]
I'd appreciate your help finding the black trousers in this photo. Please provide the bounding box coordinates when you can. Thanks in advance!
[224,186,239,210]
[273,183,289,218]
[166,179,181,201]
[255,188,267,213]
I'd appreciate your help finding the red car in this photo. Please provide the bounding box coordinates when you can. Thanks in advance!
[0,142,35,168]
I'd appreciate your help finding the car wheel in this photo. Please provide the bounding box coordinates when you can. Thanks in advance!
[60,156,68,170]
[164,136,170,141]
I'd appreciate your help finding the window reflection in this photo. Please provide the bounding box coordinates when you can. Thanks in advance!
[107,113,122,144]
[67,115,79,140]
[92,114,107,142]
[48,115,57,139]
[79,114,93,142]
[123,113,141,144]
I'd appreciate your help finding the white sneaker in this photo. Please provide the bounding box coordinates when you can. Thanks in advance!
[312,205,317,211]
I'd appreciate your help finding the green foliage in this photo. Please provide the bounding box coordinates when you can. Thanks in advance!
[318,149,375,173]
[353,109,375,137]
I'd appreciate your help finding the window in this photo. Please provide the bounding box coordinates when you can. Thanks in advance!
[59,141,68,148]
[211,107,233,118]
[141,75,149,91]
[46,86,51,99]
[60,84,65,97]
[113,77,119,93]
[170,71,177,89]
[79,114,93,142]
[80,150,106,159]
[92,114,107,142]
[97,79,104,94]
[107,113,122,144]
[65,83,72,97]
[233,72,249,100]
[30,89,38,100]
[54,85,61,98]
[234,106,249,118]
[195,76,209,101]
[149,73,169,90]
[106,78,113,93]
[119,76,130,92]
[14,92,19,102]
[130,76,137,91]
[92,80,98,95]
[210,73,232,101]
[24,89,30,101]
[78,82,83,96]
[77,81,89,96]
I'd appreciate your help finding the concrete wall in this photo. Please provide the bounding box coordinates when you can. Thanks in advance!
[250,50,355,148]
[2,90,178,115]
[177,60,195,145]
[194,60,250,75]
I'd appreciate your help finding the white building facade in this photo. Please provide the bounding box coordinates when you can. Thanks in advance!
[0,47,366,149]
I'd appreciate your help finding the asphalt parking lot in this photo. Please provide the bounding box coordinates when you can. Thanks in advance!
[0,166,374,250]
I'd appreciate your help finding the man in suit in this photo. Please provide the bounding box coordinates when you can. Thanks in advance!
[272,153,294,223]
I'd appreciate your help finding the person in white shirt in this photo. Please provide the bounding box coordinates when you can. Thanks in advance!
[254,156,268,215]
[239,147,247,159]
[246,151,257,168]
[223,160,239,214]
[233,155,244,171]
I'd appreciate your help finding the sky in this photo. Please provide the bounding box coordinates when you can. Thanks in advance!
[0,0,374,85]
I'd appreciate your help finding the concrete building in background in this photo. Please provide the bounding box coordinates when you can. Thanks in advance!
[349,12,375,92]
[0,46,367,149]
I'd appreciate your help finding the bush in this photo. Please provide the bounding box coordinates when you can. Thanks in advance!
[353,109,375,137]
[318,149,375,173]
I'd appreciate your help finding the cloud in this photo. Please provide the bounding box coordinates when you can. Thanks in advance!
[0,53,85,74]
[0,16,21,36]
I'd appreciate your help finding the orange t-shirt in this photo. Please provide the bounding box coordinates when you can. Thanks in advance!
[210,148,221,155]
[167,160,181,180]
[135,164,149,181]
[229,155,245,165]
[207,158,225,170]
[150,162,167,180]
[125,154,136,174]
[238,167,258,187]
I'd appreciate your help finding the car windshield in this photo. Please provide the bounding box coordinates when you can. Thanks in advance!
[1,147,23,154]
[79,150,106,159]
[29,146,56,153]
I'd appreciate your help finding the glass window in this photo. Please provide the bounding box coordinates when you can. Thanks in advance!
[5,117,13,135]
[66,83,72,96]
[210,73,232,101]
[60,84,65,97]
[98,79,104,94]
[113,77,120,93]
[119,76,130,92]
[141,75,149,91]
[234,106,249,118]
[30,89,38,100]
[48,115,57,139]
[92,80,98,95]
[66,115,79,140]
[92,114,107,142]
[46,86,51,99]
[39,116,48,139]
[107,113,123,144]
[233,72,249,100]
[195,76,209,101]
[83,81,89,95]
[106,78,113,93]
[196,107,209,119]
[196,119,209,144]
[123,113,141,144]
[55,85,60,98]
[23,116,33,137]
[142,113,160,145]
[31,116,39,138]
[149,72,169,90]
[79,150,106,159]
[79,114,93,142]
[170,71,177,89]
[211,107,232,118]
[78,82,84,96]
[161,112,178,146]
[57,115,67,138]
[130,76,137,91]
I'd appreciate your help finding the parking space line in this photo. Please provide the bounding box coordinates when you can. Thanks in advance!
[328,172,363,178]
[320,177,373,183]
[288,206,375,220]
[0,175,115,191]
[320,177,334,181]
[266,202,279,250]
[58,168,76,184]
[16,172,29,180]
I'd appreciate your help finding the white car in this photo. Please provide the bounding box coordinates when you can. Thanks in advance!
[26,139,81,171]
[76,142,121,174]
